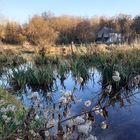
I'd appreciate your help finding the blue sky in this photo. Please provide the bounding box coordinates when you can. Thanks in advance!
[0,0,140,23]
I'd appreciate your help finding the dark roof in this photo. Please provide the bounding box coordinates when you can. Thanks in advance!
[98,27,115,38]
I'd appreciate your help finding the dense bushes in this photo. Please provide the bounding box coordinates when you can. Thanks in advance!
[0,25,4,41]
[3,22,26,45]
[25,16,58,45]
[0,13,140,45]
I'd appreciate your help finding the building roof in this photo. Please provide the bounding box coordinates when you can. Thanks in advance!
[98,27,115,38]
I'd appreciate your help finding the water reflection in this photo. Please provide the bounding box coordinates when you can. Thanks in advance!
[16,68,101,111]
[14,68,140,140]
[0,64,140,140]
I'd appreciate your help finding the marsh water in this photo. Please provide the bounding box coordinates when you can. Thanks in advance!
[1,63,140,140]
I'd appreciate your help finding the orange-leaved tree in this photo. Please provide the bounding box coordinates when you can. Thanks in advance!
[26,16,58,45]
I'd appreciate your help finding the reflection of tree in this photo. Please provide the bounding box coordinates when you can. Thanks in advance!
[2,55,140,139]
[98,76,140,109]
[2,76,140,140]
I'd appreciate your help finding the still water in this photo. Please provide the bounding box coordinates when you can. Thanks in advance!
[1,67,140,140]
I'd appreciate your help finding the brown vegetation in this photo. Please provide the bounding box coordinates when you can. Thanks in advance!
[0,12,140,46]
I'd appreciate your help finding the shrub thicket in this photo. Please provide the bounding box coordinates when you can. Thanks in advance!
[0,13,140,45]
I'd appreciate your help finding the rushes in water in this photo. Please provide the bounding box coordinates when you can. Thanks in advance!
[8,65,57,91]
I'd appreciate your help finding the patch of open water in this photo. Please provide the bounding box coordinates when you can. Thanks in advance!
[0,65,140,140]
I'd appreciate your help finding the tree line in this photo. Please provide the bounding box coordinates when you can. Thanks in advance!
[0,12,140,45]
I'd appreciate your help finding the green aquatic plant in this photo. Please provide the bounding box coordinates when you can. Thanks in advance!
[34,53,60,66]
[0,53,26,68]
[8,68,27,90]
[57,62,70,88]
[7,48,140,93]
[69,57,91,88]
[8,65,57,91]
[27,65,56,90]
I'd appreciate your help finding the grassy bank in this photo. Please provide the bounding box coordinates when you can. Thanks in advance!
[0,43,140,56]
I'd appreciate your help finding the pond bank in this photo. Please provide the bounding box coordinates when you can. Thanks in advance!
[0,45,140,140]
[0,43,140,56]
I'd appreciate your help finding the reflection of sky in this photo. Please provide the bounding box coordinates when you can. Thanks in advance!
[18,68,102,112]
[1,66,140,140]
[0,73,10,88]
[16,68,140,140]
[96,103,140,140]
[96,88,140,140]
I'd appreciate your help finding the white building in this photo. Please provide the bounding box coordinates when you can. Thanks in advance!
[96,27,122,44]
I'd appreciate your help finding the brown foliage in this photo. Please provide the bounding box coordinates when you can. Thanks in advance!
[4,22,26,44]
[0,24,5,40]
[47,16,81,43]
[0,12,140,45]
[25,16,58,45]
[75,20,93,43]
